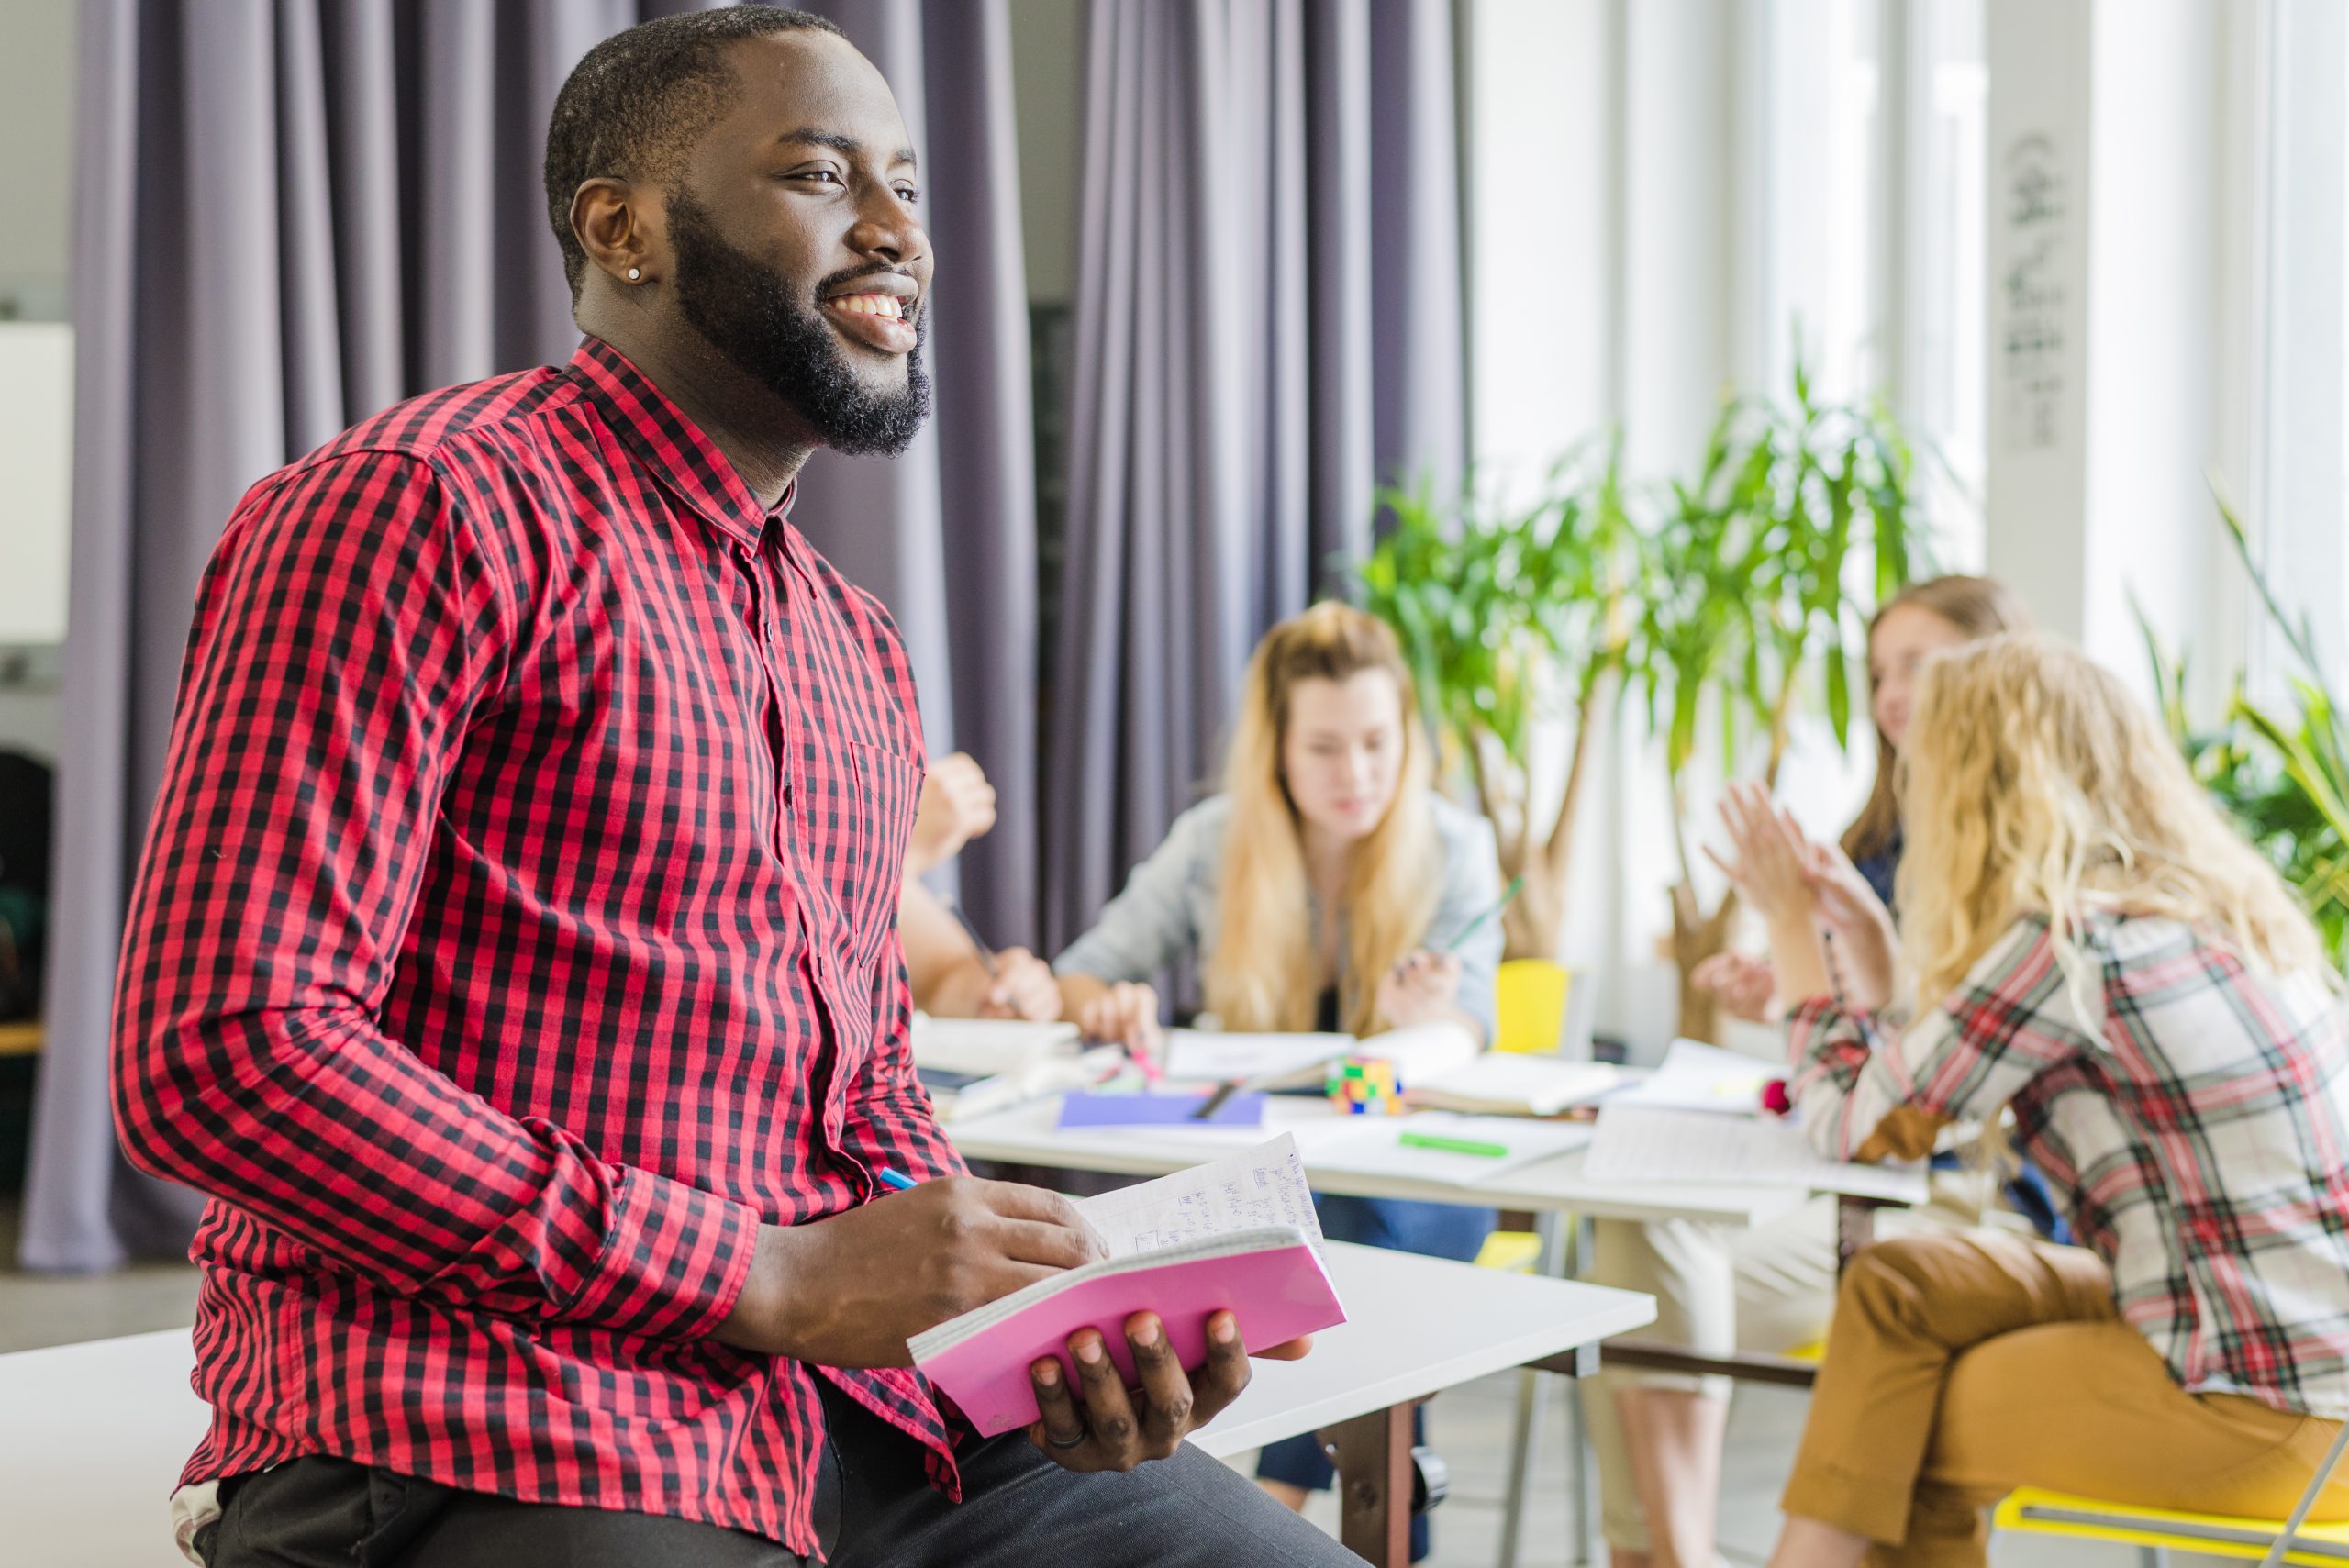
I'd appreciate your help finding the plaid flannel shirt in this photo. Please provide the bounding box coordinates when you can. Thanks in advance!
[112,338,967,1556]
[1787,911,2349,1418]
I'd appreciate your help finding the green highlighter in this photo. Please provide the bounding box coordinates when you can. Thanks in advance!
[1397,1130,1510,1159]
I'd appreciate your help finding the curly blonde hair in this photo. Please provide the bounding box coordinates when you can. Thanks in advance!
[1897,634,2331,1010]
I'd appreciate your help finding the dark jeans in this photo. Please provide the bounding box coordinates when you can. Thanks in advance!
[203,1379,1366,1567]
[1256,1194,1496,1564]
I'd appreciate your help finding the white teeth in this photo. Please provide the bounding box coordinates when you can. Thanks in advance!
[832,294,904,318]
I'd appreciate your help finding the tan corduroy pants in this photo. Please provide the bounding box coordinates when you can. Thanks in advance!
[1783,1229,2349,1567]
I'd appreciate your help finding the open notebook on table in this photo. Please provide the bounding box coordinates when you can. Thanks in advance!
[908,1134,1346,1436]
[1584,1104,1929,1204]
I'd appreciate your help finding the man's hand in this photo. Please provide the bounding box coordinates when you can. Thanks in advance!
[907,753,998,876]
[976,948,1066,1023]
[716,1177,1105,1367]
[1024,1312,1315,1472]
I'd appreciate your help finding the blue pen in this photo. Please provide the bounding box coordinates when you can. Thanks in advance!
[875,1166,918,1192]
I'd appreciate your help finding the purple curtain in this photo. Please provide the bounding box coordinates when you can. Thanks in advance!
[22,0,1037,1272]
[1041,0,1466,952]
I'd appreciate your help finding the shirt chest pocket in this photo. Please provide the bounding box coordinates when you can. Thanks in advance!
[826,740,923,975]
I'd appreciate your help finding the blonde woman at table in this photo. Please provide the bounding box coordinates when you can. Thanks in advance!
[1054,600,1505,1563]
[1586,575,2033,1568]
[1724,636,2349,1566]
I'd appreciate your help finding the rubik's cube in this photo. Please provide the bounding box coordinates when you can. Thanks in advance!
[1327,1055,1401,1116]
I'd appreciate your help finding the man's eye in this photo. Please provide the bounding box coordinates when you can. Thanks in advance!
[895,185,921,206]
[792,169,843,185]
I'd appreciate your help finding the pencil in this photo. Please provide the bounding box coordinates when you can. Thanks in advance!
[946,900,1000,978]
[1444,874,1525,952]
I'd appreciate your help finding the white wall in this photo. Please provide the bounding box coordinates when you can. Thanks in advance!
[0,2,75,764]
[0,0,75,320]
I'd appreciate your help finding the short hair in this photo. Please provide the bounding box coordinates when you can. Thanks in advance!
[543,6,846,300]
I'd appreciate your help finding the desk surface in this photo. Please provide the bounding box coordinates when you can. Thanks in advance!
[949,1096,1809,1228]
[0,1246,1648,1567]
[1194,1240,1652,1457]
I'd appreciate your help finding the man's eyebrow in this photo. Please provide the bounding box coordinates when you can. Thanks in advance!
[776,128,918,170]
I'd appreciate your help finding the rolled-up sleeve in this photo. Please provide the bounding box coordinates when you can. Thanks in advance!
[1784,915,2090,1165]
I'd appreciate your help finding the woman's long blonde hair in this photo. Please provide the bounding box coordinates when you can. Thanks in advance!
[1898,634,2331,1010]
[1205,603,1441,1036]
[1842,575,2032,866]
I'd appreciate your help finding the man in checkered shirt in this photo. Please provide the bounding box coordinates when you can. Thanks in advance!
[113,10,1347,1566]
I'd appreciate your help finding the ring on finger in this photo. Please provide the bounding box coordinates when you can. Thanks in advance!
[1047,1428,1087,1451]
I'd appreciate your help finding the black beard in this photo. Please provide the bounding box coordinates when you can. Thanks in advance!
[665,188,931,457]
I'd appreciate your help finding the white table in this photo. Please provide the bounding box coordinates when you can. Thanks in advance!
[948,1095,1810,1228]
[951,1093,1834,1566]
[0,1245,1651,1568]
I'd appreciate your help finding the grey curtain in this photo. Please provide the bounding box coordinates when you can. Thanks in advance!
[22,0,1037,1272]
[1041,0,1466,952]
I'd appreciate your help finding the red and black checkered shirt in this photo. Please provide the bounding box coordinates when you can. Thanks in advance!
[112,337,969,1555]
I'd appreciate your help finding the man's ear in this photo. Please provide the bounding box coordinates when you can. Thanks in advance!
[573,177,662,287]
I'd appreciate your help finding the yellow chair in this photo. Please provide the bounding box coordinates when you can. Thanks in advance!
[1495,960,1571,1054]
[1992,1487,2349,1566]
[1473,1229,1544,1273]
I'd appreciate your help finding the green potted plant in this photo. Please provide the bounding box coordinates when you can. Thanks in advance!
[1353,445,1635,964]
[2142,495,2349,963]
[1629,361,1923,1043]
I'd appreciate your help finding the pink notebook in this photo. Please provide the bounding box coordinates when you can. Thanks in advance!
[908,1226,1346,1436]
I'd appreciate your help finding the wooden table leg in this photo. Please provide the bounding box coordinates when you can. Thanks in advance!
[1318,1403,1415,1567]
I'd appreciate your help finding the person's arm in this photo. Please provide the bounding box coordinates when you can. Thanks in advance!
[905,752,996,877]
[1784,916,2090,1163]
[901,877,1061,1020]
[842,934,974,1186]
[1052,807,1216,1049]
[111,453,755,1340]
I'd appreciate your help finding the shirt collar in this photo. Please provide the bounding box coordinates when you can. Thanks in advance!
[567,336,796,547]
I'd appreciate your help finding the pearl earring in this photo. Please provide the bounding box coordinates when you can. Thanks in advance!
[626,267,642,282]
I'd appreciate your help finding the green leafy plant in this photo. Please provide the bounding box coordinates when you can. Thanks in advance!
[1629,360,1924,1040]
[2141,495,2349,963]
[1354,444,1636,961]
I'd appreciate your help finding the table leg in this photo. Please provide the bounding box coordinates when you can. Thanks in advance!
[1498,1210,1568,1568]
[1574,1213,1600,1568]
[1319,1403,1415,1568]
[1835,1194,1879,1273]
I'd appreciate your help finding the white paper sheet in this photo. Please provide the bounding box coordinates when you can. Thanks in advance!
[1584,1106,1929,1203]
[910,1014,1082,1076]
[1408,1053,1623,1116]
[1604,1038,1779,1115]
[1161,1029,1355,1085]
[1305,1111,1596,1184]
[1075,1134,1328,1257]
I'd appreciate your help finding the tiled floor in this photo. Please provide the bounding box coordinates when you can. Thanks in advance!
[0,1201,2227,1564]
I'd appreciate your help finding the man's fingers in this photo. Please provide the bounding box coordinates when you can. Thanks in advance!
[1186,1310,1252,1425]
[1070,1331,1140,1465]
[990,1216,1108,1270]
[1125,1314,1194,1449]
[1030,1356,1089,1455]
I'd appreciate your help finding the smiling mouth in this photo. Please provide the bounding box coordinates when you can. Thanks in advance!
[826,291,905,319]
[818,287,919,356]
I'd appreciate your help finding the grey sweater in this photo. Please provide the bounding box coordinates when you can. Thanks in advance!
[1053,793,1505,1042]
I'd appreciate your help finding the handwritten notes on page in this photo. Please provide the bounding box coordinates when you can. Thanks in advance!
[1075,1134,1328,1258]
